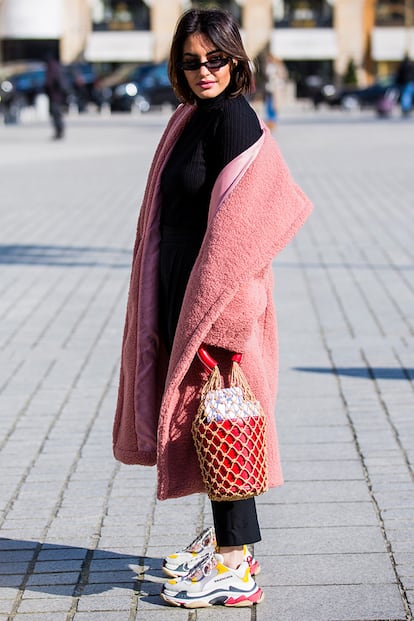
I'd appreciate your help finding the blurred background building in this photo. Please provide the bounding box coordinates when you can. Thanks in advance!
[0,0,413,92]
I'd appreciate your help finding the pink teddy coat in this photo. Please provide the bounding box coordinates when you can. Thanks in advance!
[113,103,313,501]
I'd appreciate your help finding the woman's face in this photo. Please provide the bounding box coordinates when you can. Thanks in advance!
[181,33,233,100]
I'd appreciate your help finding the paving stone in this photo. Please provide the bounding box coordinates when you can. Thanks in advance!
[76,595,132,611]
[13,614,68,621]
[0,590,19,600]
[87,570,136,584]
[281,442,357,461]
[255,525,387,556]
[0,575,23,588]
[73,613,130,621]
[21,586,75,598]
[256,480,371,504]
[88,558,139,572]
[25,572,81,587]
[257,552,396,586]
[80,583,132,597]
[279,425,354,444]
[36,547,89,561]
[257,501,378,528]
[0,601,15,615]
[0,561,30,574]
[32,559,84,573]
[17,597,72,613]
[256,584,406,621]
[282,459,364,481]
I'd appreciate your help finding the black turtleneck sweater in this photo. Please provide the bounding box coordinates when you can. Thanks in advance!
[160,93,262,234]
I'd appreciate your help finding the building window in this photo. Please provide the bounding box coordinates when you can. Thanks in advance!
[274,0,333,28]
[92,0,150,31]
[375,1,407,26]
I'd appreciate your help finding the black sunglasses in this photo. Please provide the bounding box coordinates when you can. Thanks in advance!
[178,56,231,71]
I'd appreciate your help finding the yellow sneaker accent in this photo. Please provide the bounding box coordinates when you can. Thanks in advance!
[242,567,250,583]
[216,562,228,575]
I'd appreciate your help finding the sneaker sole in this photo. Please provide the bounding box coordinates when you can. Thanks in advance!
[161,587,264,608]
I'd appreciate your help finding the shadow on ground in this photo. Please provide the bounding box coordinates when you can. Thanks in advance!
[0,538,167,605]
[294,366,413,380]
[0,244,131,268]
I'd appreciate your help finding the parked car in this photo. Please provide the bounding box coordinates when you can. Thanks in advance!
[0,61,46,122]
[338,77,398,111]
[0,60,102,123]
[102,62,179,112]
[312,76,399,111]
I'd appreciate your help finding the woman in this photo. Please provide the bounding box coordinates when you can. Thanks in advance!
[113,8,313,608]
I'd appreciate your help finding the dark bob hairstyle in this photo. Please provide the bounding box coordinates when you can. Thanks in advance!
[169,8,255,104]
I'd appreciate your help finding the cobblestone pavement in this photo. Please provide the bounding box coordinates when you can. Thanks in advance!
[0,107,413,621]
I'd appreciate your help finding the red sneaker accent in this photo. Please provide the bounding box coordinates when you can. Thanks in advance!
[246,554,261,576]
[225,588,263,606]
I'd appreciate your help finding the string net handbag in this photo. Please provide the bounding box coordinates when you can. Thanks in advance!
[192,347,268,502]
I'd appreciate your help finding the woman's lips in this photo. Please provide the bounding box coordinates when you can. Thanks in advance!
[197,81,215,89]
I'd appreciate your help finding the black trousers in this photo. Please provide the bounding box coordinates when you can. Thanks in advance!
[159,226,262,547]
[211,498,261,546]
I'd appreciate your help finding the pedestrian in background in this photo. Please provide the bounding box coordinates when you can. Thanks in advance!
[45,57,68,139]
[112,7,313,608]
[395,54,414,117]
[263,53,287,129]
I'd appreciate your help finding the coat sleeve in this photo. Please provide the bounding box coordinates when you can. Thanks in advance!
[202,267,270,352]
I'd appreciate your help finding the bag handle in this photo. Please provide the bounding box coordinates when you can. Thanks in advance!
[197,346,242,372]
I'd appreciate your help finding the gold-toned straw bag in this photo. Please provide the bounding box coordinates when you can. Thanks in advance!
[192,347,268,502]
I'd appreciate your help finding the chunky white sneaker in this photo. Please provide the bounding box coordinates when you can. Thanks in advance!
[162,527,216,578]
[161,552,264,608]
[163,527,261,578]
